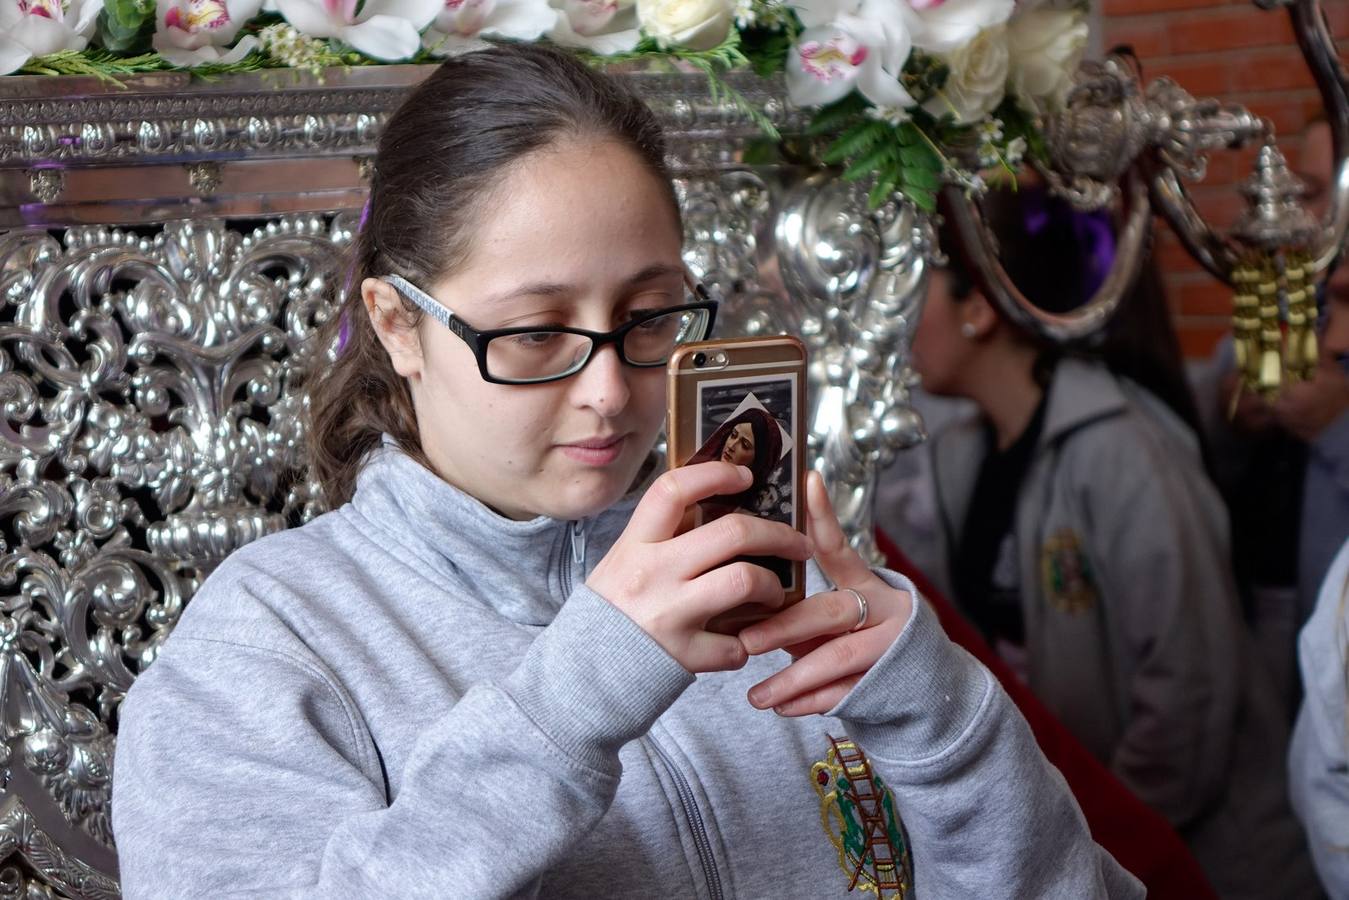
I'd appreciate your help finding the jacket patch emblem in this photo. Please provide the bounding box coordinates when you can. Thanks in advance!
[1040,528,1099,614]
[812,735,912,898]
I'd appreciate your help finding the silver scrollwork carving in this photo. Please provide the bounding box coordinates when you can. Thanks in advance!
[0,214,350,897]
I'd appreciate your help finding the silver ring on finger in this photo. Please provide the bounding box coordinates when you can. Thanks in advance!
[843,587,868,632]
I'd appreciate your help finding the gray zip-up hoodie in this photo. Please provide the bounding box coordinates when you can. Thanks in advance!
[112,444,1142,898]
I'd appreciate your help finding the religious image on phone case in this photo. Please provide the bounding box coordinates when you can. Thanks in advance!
[680,374,797,588]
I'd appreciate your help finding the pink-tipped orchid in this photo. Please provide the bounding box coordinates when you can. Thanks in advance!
[786,0,916,109]
[153,0,263,67]
[548,0,640,55]
[0,0,99,74]
[422,0,556,56]
[277,0,443,60]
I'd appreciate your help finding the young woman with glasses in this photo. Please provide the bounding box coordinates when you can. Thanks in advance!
[110,44,1141,898]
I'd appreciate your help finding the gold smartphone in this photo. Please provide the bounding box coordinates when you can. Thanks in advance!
[667,335,808,631]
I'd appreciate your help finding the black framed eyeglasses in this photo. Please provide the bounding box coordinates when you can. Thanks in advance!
[381,273,719,385]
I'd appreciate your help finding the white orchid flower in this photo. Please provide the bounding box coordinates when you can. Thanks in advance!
[423,0,557,56]
[786,0,916,109]
[277,0,442,61]
[548,0,640,55]
[153,0,264,68]
[905,0,1013,54]
[0,0,100,74]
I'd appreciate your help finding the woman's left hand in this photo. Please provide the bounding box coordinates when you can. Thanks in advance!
[738,471,913,716]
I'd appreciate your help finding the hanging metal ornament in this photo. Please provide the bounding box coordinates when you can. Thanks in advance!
[1230,140,1321,395]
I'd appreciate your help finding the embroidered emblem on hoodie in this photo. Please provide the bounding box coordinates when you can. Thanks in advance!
[1040,528,1099,614]
[812,736,912,898]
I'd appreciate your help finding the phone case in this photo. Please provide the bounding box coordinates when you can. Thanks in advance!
[667,335,808,630]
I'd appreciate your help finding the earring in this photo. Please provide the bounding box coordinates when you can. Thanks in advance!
[960,323,977,339]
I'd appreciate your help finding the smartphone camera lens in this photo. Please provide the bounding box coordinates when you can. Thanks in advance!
[693,352,707,367]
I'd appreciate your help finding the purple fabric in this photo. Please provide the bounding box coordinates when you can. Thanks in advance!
[1021,188,1117,304]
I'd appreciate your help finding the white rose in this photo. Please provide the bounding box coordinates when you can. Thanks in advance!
[925,23,1007,125]
[638,0,733,50]
[1007,8,1088,113]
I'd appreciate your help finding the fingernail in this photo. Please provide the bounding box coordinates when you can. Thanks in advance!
[748,684,770,707]
[737,465,752,482]
[740,629,762,653]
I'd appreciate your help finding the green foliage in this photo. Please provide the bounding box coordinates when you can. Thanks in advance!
[18,49,168,83]
[677,33,782,141]
[995,96,1048,165]
[739,24,797,80]
[182,53,271,79]
[809,104,945,212]
[806,94,867,137]
[741,136,782,166]
[96,0,156,54]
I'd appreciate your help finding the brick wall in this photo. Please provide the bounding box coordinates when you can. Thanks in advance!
[1100,0,1349,357]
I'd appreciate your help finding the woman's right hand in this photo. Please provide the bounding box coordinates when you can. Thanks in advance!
[587,461,814,674]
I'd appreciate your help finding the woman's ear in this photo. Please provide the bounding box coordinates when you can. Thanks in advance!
[362,278,423,379]
[961,294,1000,341]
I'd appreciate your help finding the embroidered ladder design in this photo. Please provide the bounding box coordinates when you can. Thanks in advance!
[812,735,912,898]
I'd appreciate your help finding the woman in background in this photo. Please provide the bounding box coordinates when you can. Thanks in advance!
[887,186,1317,898]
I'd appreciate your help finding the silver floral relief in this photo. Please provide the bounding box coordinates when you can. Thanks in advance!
[680,169,933,562]
[0,214,351,897]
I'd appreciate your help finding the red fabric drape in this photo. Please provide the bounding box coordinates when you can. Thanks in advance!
[875,529,1217,899]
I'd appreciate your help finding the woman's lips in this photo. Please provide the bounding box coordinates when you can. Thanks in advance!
[559,435,627,465]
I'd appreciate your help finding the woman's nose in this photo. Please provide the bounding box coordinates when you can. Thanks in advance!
[569,344,631,417]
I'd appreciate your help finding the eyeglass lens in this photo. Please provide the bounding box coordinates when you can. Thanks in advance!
[484,307,709,382]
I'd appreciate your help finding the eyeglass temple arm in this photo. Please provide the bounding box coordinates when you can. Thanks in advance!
[380,274,476,341]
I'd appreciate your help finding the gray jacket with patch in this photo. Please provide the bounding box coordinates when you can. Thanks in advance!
[908,357,1316,899]
[111,443,1140,899]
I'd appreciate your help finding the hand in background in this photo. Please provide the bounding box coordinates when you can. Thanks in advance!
[1221,370,1278,435]
[1274,356,1349,443]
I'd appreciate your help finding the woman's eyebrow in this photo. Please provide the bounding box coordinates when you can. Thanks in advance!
[625,263,685,285]
[481,264,684,306]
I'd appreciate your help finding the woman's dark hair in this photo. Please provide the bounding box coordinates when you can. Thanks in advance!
[307,43,681,507]
[937,185,1204,439]
[687,407,785,508]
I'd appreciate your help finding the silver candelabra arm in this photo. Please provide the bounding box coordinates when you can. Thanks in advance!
[941,168,1154,342]
[1150,0,1346,280]
[939,48,1268,339]
[1115,1,1343,286]
[1276,0,1349,275]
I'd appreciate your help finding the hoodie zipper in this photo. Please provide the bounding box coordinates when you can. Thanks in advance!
[557,520,588,600]
[565,516,721,896]
[570,520,587,571]
[647,735,725,900]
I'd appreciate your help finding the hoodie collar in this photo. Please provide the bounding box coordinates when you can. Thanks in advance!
[346,441,649,625]
[929,358,1129,554]
[1036,357,1128,451]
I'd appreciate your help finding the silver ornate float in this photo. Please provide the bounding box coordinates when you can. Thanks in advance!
[0,0,1343,894]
